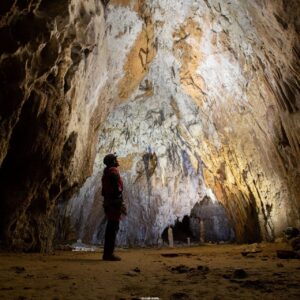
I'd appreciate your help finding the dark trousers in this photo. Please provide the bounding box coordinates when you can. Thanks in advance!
[103,219,119,257]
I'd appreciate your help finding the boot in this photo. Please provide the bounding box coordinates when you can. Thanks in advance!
[102,254,121,261]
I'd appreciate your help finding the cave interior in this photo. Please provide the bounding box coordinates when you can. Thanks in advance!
[0,0,299,253]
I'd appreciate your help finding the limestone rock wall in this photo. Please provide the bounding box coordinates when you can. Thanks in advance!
[62,0,299,245]
[0,0,110,251]
[194,0,300,241]
[1,0,299,251]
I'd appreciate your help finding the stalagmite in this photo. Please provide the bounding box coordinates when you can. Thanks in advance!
[200,220,205,244]
[168,226,174,248]
[187,237,191,247]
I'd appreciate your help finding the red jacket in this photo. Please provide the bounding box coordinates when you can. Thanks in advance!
[101,167,124,220]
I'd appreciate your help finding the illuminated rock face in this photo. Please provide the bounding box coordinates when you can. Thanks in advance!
[62,0,300,245]
[0,0,109,251]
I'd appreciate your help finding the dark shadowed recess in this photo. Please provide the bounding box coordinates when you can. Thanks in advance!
[0,93,51,247]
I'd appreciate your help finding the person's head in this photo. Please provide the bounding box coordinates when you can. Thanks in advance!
[103,153,119,167]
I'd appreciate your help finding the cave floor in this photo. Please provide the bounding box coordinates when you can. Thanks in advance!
[0,243,300,300]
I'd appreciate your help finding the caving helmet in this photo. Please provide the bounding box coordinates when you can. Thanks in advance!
[103,153,118,167]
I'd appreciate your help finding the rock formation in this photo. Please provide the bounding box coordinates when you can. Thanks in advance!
[0,0,299,251]
[62,0,300,246]
[0,0,110,251]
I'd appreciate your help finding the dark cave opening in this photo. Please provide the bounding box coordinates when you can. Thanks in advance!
[161,197,236,245]
[189,197,235,243]
[161,215,195,244]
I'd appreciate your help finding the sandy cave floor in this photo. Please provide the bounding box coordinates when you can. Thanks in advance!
[0,243,300,300]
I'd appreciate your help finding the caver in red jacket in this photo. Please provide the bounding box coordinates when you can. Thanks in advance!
[101,166,125,221]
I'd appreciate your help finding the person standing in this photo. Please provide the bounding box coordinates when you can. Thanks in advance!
[101,153,126,261]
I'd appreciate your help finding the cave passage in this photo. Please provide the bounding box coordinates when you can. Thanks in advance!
[161,216,195,244]
[0,0,299,253]
[161,196,236,245]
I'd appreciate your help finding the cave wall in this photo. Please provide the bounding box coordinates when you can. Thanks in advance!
[0,0,111,251]
[195,0,300,241]
[0,0,299,251]
[62,0,300,246]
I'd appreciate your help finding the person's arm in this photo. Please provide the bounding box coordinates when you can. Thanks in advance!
[110,168,122,198]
